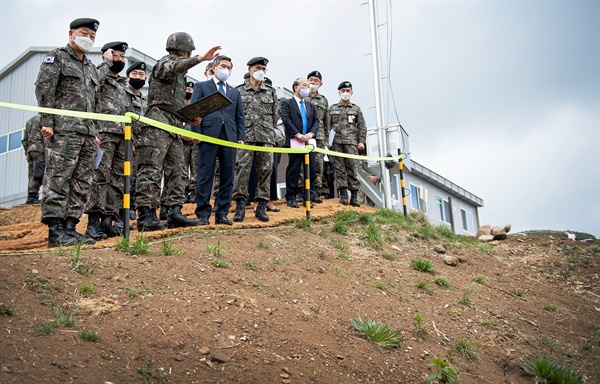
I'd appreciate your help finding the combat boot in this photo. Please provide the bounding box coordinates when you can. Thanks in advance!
[85,212,107,240]
[101,214,120,238]
[48,219,77,248]
[255,200,269,222]
[339,188,349,205]
[233,199,246,222]
[350,190,360,207]
[137,206,166,231]
[167,205,200,228]
[187,191,196,204]
[159,205,170,221]
[25,192,41,204]
[65,218,95,245]
[115,209,125,232]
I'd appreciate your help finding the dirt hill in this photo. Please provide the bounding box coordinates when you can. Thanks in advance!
[0,202,598,384]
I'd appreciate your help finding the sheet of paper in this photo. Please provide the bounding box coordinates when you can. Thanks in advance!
[328,130,336,147]
[290,138,317,149]
[95,146,103,169]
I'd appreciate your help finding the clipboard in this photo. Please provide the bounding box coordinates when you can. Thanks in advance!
[176,91,232,121]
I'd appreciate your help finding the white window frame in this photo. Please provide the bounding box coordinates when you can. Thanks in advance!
[409,183,427,213]
[436,196,451,225]
[461,208,474,234]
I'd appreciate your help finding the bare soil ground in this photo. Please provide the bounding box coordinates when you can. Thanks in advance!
[0,202,598,384]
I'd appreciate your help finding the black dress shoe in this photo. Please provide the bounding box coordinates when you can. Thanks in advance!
[266,205,280,212]
[286,199,299,208]
[215,216,233,225]
[197,217,210,226]
[311,192,323,204]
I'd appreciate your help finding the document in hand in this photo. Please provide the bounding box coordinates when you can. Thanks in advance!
[290,138,317,149]
[177,91,232,122]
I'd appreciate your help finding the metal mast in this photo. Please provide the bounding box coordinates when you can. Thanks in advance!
[368,0,392,209]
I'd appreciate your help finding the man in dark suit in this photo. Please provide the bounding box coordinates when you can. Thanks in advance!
[281,77,320,208]
[191,55,245,225]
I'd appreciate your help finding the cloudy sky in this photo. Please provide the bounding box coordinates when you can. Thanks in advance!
[1,0,598,237]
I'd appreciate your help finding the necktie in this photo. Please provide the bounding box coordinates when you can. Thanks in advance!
[300,100,308,135]
[218,81,225,95]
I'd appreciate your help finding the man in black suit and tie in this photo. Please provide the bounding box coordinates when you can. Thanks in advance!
[281,77,320,208]
[191,55,245,225]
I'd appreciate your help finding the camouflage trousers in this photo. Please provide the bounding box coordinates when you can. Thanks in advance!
[232,143,273,202]
[136,127,186,210]
[84,133,125,215]
[41,131,95,224]
[331,143,360,191]
[298,139,328,194]
[182,140,198,193]
[26,150,44,195]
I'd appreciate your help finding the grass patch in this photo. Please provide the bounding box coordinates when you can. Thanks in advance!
[410,259,434,273]
[77,282,95,298]
[130,233,151,255]
[331,239,345,250]
[0,304,14,316]
[212,257,229,268]
[258,240,269,249]
[351,314,403,349]
[416,280,435,295]
[519,357,583,384]
[374,281,390,291]
[458,294,472,307]
[455,338,480,361]
[160,239,181,256]
[544,303,558,312]
[243,261,258,271]
[272,258,282,265]
[120,285,152,298]
[115,235,130,252]
[434,277,452,289]
[379,252,396,261]
[473,274,487,284]
[480,319,496,329]
[205,241,227,258]
[80,329,100,342]
[363,221,382,248]
[294,218,311,229]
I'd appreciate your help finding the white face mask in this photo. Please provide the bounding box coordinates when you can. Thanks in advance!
[340,92,352,101]
[73,35,93,52]
[252,70,265,82]
[309,84,319,93]
[299,87,310,99]
[216,67,231,82]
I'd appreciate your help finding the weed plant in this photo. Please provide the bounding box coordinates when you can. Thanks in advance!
[351,314,403,349]
[244,261,258,271]
[205,241,226,257]
[294,219,310,229]
[413,313,430,338]
[458,294,472,306]
[160,239,181,256]
[434,277,452,289]
[0,304,14,316]
[426,357,459,383]
[374,281,390,291]
[417,280,435,295]
[473,274,487,284]
[363,222,382,248]
[380,253,396,261]
[258,240,269,249]
[519,357,583,384]
[115,236,130,252]
[130,234,150,255]
[411,259,434,273]
[544,303,558,312]
[212,258,229,268]
[455,338,480,361]
[77,282,95,298]
[80,329,100,342]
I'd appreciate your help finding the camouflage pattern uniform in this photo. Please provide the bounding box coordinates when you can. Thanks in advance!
[21,114,45,199]
[123,83,147,209]
[232,82,279,202]
[135,54,199,210]
[328,102,367,191]
[302,92,330,195]
[182,125,198,198]
[35,44,100,224]
[84,69,130,216]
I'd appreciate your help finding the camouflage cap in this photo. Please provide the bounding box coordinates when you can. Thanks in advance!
[247,56,269,67]
[166,32,195,52]
[101,41,128,53]
[338,81,352,90]
[126,61,146,75]
[307,70,322,81]
[70,18,99,32]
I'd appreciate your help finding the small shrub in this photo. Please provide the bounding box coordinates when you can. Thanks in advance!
[410,259,434,273]
[434,277,452,289]
[426,357,459,383]
[351,314,403,349]
[455,338,480,361]
[80,329,100,342]
[417,280,434,295]
[0,304,14,316]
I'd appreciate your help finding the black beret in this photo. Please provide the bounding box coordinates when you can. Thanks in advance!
[307,70,322,81]
[205,62,213,72]
[246,56,269,67]
[264,77,273,86]
[126,61,146,75]
[70,18,99,32]
[186,81,194,88]
[101,41,128,53]
[243,72,250,79]
[338,81,352,90]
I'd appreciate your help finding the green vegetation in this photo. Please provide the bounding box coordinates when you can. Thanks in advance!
[160,239,181,256]
[120,285,153,298]
[258,240,269,249]
[80,329,100,342]
[434,277,452,289]
[455,338,480,361]
[294,218,310,229]
[243,260,258,271]
[130,234,151,255]
[410,259,434,273]
[77,282,95,298]
[473,274,487,284]
[417,280,435,295]
[205,241,226,258]
[351,314,403,349]
[379,252,396,261]
[519,357,583,384]
[374,281,390,291]
[115,235,130,252]
[363,221,383,248]
[36,306,77,336]
[413,313,429,338]
[544,303,558,312]
[0,304,14,316]
[458,294,472,307]
[427,357,459,383]
[212,258,229,268]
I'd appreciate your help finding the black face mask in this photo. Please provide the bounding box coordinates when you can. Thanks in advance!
[110,60,125,74]
[185,92,193,100]
[129,78,146,90]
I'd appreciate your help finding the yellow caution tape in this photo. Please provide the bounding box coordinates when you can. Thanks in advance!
[1,101,401,161]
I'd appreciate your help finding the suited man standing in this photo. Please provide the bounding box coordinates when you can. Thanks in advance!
[281,78,319,208]
[192,55,245,225]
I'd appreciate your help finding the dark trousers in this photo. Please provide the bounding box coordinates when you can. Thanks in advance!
[285,152,316,201]
[195,129,236,219]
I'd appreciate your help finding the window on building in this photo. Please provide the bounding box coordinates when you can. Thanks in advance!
[461,209,473,233]
[277,183,287,200]
[8,130,23,151]
[0,135,7,154]
[410,184,427,213]
[436,197,451,225]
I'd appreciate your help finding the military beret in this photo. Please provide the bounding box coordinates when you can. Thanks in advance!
[186,81,194,88]
[243,72,250,80]
[307,70,322,81]
[126,61,146,75]
[247,56,269,67]
[70,18,99,32]
[101,41,128,53]
[264,77,273,86]
[338,81,352,90]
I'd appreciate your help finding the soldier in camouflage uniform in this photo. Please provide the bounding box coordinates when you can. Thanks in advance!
[181,81,198,204]
[328,81,367,207]
[123,61,147,221]
[35,18,104,247]
[84,41,131,240]
[134,32,219,231]
[21,114,44,204]
[232,57,279,222]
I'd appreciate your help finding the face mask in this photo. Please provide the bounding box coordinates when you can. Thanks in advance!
[110,61,125,74]
[252,70,265,82]
[185,92,193,100]
[216,67,231,82]
[309,84,319,93]
[340,92,352,101]
[207,74,214,81]
[73,35,93,52]
[128,78,145,90]
[299,88,310,98]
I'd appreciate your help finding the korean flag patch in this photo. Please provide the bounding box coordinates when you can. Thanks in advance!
[43,56,55,64]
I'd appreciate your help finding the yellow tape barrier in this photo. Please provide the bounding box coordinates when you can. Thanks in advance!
[1,101,401,161]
